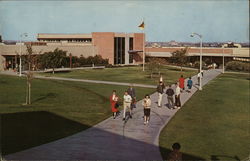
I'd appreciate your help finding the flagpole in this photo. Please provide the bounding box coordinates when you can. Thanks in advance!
[143,28,145,72]
[138,18,145,71]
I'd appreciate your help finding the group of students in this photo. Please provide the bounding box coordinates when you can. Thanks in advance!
[110,85,136,120]
[110,75,195,125]
[109,85,152,125]
[157,75,193,109]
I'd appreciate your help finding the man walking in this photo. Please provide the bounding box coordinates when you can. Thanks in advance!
[156,81,165,107]
[174,83,181,109]
[123,91,132,120]
[197,71,202,86]
[127,85,136,109]
[166,85,175,109]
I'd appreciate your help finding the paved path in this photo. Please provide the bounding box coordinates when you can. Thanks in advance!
[0,70,155,89]
[4,69,222,161]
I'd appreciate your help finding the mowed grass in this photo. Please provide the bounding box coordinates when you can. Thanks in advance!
[39,66,197,85]
[0,75,154,155]
[160,73,249,161]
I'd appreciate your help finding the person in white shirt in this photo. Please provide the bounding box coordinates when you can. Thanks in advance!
[197,71,203,86]
[174,83,181,109]
[123,91,132,120]
[142,94,151,125]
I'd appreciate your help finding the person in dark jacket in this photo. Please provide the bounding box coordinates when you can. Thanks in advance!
[166,85,175,109]
[156,81,165,107]
[127,85,136,109]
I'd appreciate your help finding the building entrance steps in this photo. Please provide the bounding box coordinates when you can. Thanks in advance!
[4,69,222,160]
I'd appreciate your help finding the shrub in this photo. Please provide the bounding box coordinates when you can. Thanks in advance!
[71,55,109,67]
[194,61,206,69]
[226,61,249,72]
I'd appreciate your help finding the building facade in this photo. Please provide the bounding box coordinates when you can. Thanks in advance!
[0,32,249,71]
[37,32,144,65]
[0,32,145,71]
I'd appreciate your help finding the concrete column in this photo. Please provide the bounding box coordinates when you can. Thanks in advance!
[125,35,129,65]
[0,55,6,71]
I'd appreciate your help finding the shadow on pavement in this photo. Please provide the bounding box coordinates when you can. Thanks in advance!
[2,111,205,160]
[1,111,88,155]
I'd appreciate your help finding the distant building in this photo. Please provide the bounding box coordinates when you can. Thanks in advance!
[0,32,145,71]
[0,33,249,71]
[146,43,249,66]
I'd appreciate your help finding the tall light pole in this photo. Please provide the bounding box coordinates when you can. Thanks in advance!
[222,44,226,73]
[19,33,28,77]
[190,32,202,90]
[222,46,224,73]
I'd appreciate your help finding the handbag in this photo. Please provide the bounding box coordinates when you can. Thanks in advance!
[115,102,119,108]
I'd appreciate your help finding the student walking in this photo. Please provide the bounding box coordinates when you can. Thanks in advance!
[201,70,204,77]
[179,75,185,92]
[127,85,136,109]
[166,85,175,109]
[197,71,202,85]
[187,77,193,93]
[156,81,165,107]
[142,94,151,125]
[123,91,132,120]
[110,90,119,119]
[174,83,181,109]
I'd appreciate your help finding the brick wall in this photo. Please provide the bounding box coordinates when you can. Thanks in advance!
[133,33,144,62]
[92,32,115,64]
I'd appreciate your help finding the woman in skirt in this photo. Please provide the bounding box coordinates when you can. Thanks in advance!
[142,94,151,125]
[110,90,119,119]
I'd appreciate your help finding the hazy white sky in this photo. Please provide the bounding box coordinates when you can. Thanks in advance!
[0,0,249,42]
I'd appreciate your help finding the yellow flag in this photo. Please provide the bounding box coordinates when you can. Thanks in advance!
[138,21,145,30]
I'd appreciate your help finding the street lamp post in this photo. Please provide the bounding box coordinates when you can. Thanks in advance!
[19,33,28,77]
[222,46,225,73]
[222,44,227,73]
[190,32,203,90]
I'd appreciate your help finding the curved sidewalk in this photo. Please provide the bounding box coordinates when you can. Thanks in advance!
[4,69,222,161]
[0,70,156,89]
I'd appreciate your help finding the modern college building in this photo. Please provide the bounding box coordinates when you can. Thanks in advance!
[0,32,144,71]
[0,32,249,71]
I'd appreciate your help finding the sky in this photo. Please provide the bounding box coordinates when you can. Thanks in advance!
[0,0,249,42]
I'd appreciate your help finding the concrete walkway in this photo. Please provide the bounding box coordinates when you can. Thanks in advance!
[4,69,222,161]
[0,70,156,89]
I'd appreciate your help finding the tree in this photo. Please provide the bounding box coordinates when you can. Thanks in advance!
[147,58,166,78]
[170,47,189,71]
[23,43,37,105]
[39,48,67,74]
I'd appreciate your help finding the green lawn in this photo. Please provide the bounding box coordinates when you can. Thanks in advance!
[39,66,197,85]
[159,73,249,161]
[0,66,197,156]
[0,75,154,155]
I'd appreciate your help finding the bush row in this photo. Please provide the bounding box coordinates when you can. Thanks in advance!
[226,61,249,72]
[70,55,109,67]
